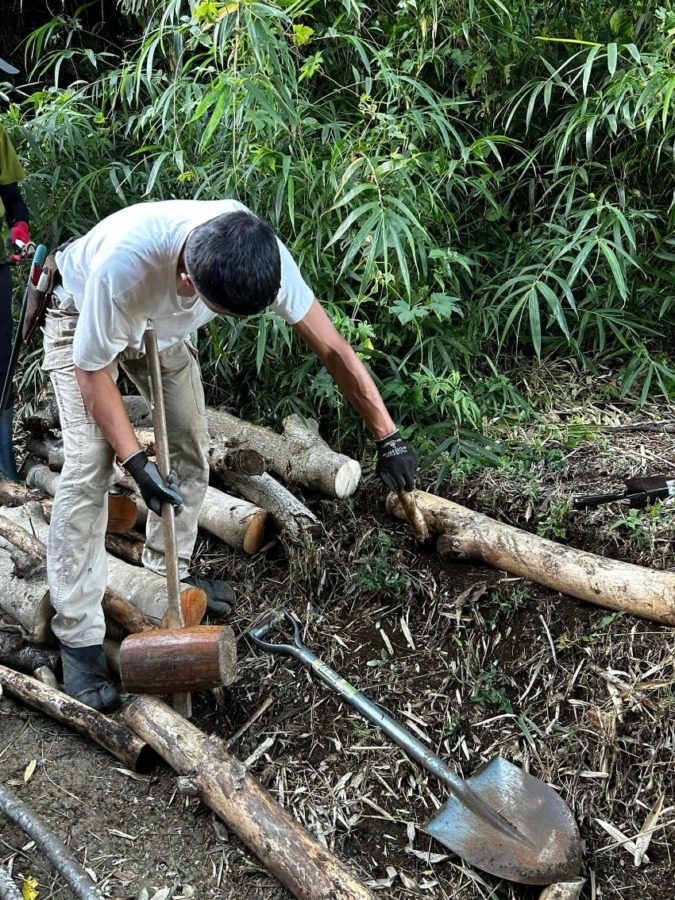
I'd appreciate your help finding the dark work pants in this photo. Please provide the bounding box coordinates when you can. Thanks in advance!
[0,263,14,408]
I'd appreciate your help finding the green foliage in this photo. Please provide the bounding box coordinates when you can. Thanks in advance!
[470,668,513,713]
[354,530,412,594]
[9,0,675,461]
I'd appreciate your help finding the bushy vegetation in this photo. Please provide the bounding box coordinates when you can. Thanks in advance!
[7,0,675,467]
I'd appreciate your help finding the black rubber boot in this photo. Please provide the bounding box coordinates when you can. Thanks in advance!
[181,575,235,618]
[0,407,19,482]
[60,644,120,712]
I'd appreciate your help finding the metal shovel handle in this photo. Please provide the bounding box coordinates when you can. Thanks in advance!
[246,610,475,797]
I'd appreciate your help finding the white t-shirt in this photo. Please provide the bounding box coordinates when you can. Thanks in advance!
[55,199,315,370]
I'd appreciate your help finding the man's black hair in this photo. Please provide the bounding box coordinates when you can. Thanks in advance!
[185,210,281,316]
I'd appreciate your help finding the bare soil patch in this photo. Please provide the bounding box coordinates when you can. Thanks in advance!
[2,394,675,899]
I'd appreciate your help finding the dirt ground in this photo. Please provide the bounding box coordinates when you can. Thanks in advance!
[2,388,675,899]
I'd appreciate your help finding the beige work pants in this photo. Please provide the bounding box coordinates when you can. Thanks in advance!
[42,305,210,647]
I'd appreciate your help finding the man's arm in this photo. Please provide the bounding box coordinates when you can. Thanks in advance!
[291,299,396,438]
[292,299,419,491]
[75,366,141,460]
[75,366,183,515]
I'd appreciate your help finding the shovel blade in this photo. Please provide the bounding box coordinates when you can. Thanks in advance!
[423,757,582,885]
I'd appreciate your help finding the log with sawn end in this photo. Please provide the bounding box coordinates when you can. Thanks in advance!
[0,504,158,640]
[123,695,375,900]
[26,456,273,553]
[126,396,361,498]
[0,664,155,772]
[129,419,319,538]
[387,490,675,626]
[25,393,360,499]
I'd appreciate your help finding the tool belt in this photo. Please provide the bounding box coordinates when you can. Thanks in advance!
[22,236,77,342]
[22,253,59,341]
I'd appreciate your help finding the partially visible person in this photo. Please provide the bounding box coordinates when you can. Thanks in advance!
[0,99,31,480]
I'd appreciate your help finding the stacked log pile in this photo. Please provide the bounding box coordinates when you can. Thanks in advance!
[0,395,362,657]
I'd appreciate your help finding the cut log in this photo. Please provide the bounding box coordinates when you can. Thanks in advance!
[0,505,166,637]
[24,462,137,535]
[198,488,268,554]
[24,432,63,469]
[134,486,270,555]
[217,471,319,539]
[206,410,360,498]
[25,395,360,498]
[102,532,144,566]
[125,398,358,497]
[102,590,156,634]
[387,491,675,627]
[0,479,31,507]
[0,508,52,644]
[123,696,375,900]
[33,666,60,689]
[119,626,236,694]
[27,456,271,554]
[134,425,266,478]
[0,631,59,673]
[160,588,207,629]
[0,503,169,624]
[0,665,156,771]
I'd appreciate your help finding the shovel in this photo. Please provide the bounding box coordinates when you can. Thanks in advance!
[247,610,583,885]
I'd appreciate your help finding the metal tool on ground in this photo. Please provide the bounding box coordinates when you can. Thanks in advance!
[247,610,583,886]
[143,321,205,718]
[0,244,47,416]
[573,474,675,510]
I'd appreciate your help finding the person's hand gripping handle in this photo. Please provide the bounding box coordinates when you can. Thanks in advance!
[375,430,428,541]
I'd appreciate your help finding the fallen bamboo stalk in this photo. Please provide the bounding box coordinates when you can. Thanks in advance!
[123,696,375,900]
[0,665,155,772]
[387,491,675,626]
[0,784,105,900]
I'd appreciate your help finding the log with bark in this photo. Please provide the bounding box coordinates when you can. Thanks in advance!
[0,479,31,507]
[134,486,269,555]
[0,504,168,639]
[24,462,138,535]
[119,626,236,694]
[387,491,675,626]
[0,665,155,772]
[26,392,359,501]
[27,456,272,554]
[125,397,361,498]
[123,696,375,900]
[0,629,59,674]
[0,506,53,643]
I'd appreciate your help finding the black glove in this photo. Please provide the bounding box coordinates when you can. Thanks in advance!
[375,430,419,492]
[123,450,184,516]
